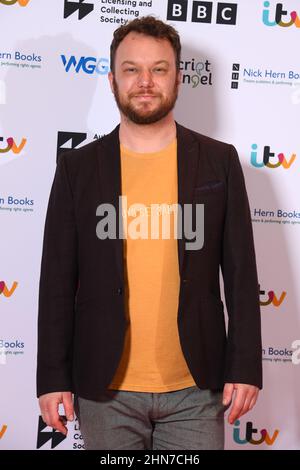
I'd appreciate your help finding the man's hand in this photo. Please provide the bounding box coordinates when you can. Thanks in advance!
[39,391,74,435]
[222,383,259,425]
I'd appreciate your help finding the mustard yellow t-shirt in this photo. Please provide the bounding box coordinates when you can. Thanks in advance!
[107,137,196,392]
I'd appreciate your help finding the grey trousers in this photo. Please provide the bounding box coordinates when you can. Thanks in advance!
[74,385,227,450]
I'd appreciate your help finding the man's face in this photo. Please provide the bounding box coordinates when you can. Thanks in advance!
[108,32,181,125]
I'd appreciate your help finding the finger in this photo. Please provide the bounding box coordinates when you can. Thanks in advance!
[248,391,259,410]
[228,388,247,425]
[39,401,52,428]
[241,388,259,416]
[52,417,68,435]
[41,408,67,434]
[62,392,74,421]
[41,410,50,426]
[231,388,259,421]
[46,398,67,435]
[222,383,234,406]
[238,393,253,419]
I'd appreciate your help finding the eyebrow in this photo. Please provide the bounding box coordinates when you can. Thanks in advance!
[121,60,170,66]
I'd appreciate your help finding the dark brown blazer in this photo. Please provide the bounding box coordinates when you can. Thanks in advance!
[36,121,262,400]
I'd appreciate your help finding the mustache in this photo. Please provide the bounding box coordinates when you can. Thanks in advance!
[131,92,159,97]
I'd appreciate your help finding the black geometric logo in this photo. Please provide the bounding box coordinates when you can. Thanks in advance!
[56,131,87,162]
[64,0,94,20]
[231,63,240,89]
[36,416,67,449]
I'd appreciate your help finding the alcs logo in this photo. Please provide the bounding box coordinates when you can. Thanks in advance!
[0,281,18,297]
[61,55,109,75]
[36,416,67,449]
[251,144,296,169]
[0,136,27,154]
[0,0,30,5]
[260,285,286,307]
[263,1,300,27]
[57,131,87,162]
[64,0,94,20]
[233,420,279,446]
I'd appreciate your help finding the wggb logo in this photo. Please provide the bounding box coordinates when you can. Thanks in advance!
[167,1,238,25]
[61,55,109,74]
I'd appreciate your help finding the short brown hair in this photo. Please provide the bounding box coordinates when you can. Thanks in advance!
[110,15,181,74]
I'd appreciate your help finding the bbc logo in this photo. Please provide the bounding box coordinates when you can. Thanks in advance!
[167,1,238,25]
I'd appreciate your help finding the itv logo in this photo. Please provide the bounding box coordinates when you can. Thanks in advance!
[0,281,18,297]
[259,285,286,307]
[0,425,7,439]
[263,1,300,27]
[0,0,30,5]
[0,137,27,155]
[233,420,279,446]
[250,144,296,169]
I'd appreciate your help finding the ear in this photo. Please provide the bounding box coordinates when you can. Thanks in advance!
[108,71,114,94]
[177,70,182,86]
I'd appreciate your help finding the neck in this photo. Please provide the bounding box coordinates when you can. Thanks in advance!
[119,113,177,153]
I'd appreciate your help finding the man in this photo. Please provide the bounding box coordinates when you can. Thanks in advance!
[37,16,262,450]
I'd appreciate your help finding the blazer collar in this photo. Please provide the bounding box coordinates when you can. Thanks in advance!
[98,120,200,280]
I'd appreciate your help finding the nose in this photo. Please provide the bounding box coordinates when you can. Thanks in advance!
[137,69,154,88]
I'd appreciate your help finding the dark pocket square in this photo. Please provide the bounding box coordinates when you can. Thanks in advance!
[194,180,224,192]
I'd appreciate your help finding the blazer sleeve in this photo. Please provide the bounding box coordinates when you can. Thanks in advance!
[36,153,78,397]
[221,144,263,389]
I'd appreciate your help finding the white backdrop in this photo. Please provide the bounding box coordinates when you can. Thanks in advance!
[0,0,299,450]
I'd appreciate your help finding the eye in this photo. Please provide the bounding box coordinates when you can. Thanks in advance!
[125,67,136,72]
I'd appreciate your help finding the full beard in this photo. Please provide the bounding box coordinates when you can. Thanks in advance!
[112,76,179,125]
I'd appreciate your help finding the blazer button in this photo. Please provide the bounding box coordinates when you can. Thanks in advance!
[117,287,123,295]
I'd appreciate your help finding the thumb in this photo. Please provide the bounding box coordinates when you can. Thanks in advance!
[62,392,74,421]
[223,383,234,406]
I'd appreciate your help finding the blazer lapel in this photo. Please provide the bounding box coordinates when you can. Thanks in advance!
[97,123,124,283]
[175,121,200,276]
[97,121,200,282]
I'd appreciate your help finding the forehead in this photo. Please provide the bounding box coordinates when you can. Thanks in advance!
[115,32,175,65]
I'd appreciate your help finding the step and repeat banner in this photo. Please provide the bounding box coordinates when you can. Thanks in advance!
[0,0,299,450]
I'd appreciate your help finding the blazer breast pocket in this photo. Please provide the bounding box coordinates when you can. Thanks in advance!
[193,180,225,198]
